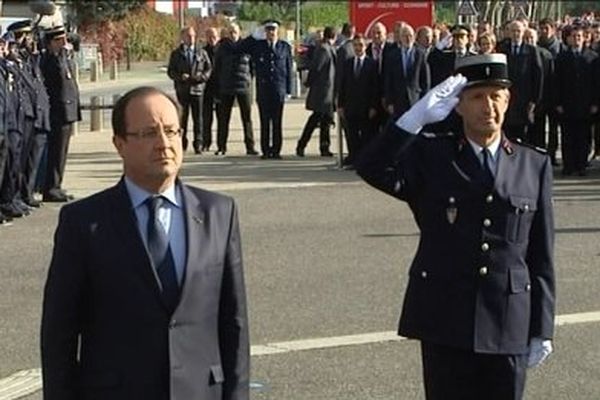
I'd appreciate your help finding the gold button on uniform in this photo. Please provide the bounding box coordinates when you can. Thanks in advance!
[486,194,493,203]
[421,271,428,278]
[479,266,488,276]
[483,218,492,227]
[481,243,490,251]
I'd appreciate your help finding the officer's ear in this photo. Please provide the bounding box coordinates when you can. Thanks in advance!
[113,134,126,156]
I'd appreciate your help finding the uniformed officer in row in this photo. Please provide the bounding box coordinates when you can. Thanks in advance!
[40,25,80,202]
[356,54,555,400]
[239,20,293,159]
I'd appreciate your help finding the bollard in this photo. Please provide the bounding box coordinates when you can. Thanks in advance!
[90,96,103,132]
[109,60,118,80]
[292,61,302,98]
[73,62,79,84]
[98,53,104,76]
[72,121,79,137]
[90,60,99,82]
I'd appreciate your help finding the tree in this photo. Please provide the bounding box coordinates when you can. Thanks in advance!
[66,0,144,25]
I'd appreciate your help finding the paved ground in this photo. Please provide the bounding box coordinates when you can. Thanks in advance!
[1,66,600,399]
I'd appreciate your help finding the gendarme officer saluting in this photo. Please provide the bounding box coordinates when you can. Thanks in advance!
[239,20,292,159]
[356,54,555,400]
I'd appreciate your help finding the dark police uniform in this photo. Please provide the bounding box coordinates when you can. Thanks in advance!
[356,55,555,400]
[40,26,81,202]
[0,57,10,223]
[240,28,292,158]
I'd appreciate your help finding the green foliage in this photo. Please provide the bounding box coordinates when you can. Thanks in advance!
[237,1,347,33]
[67,0,144,25]
[434,1,457,24]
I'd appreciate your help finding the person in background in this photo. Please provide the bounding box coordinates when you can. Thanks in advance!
[337,34,378,169]
[554,24,599,176]
[40,25,80,203]
[213,23,257,156]
[241,20,292,159]
[477,32,497,54]
[296,26,337,158]
[167,26,212,154]
[202,27,220,154]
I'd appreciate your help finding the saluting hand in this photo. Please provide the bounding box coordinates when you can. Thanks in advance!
[396,74,467,134]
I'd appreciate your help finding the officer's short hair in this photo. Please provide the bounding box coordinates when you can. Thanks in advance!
[323,26,336,40]
[112,87,181,138]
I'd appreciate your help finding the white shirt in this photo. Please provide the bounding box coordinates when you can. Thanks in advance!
[466,136,501,176]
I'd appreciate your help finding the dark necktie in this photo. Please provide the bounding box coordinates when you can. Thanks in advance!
[354,57,362,77]
[187,48,194,66]
[146,196,180,314]
[513,44,519,56]
[481,149,495,188]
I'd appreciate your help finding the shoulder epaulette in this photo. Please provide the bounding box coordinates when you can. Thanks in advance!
[514,138,547,154]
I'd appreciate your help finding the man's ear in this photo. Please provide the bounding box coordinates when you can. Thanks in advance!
[113,135,124,156]
[454,96,464,117]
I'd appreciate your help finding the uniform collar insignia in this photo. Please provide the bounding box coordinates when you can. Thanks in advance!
[502,137,514,155]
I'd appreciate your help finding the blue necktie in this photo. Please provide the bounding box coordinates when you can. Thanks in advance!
[481,149,495,188]
[146,196,179,314]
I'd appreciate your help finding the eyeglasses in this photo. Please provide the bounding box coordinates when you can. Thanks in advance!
[125,126,183,141]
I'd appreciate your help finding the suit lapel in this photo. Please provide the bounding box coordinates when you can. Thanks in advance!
[108,179,164,296]
[179,183,208,300]
[452,139,481,185]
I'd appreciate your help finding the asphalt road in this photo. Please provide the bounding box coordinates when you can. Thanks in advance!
[1,155,600,399]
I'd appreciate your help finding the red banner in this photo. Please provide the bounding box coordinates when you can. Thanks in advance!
[349,1,435,37]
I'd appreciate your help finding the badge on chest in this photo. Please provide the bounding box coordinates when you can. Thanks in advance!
[446,196,458,224]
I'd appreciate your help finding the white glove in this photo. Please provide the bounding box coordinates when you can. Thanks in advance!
[396,74,467,134]
[527,338,553,368]
[252,27,266,40]
[435,34,453,51]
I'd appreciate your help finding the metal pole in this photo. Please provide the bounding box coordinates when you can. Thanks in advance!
[179,0,185,29]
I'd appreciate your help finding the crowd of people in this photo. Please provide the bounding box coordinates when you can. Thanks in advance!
[0,19,80,224]
[171,15,600,177]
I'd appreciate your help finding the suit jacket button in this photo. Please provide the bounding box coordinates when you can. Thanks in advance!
[483,218,492,227]
[481,243,490,251]
[479,266,488,276]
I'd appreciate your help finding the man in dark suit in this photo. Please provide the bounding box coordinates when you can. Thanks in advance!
[554,25,599,176]
[337,34,378,167]
[538,18,563,165]
[40,25,80,202]
[167,26,212,153]
[427,24,477,87]
[366,22,394,134]
[296,26,337,157]
[356,54,555,400]
[383,23,430,117]
[41,86,250,400]
[498,20,543,141]
[239,20,292,159]
[202,27,220,154]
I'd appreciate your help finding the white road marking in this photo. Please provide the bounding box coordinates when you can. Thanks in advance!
[2,310,600,399]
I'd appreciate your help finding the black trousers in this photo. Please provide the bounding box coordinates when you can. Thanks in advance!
[43,122,72,195]
[421,342,528,400]
[178,93,203,150]
[0,133,8,201]
[21,128,47,202]
[344,113,373,164]
[297,111,333,153]
[561,118,591,173]
[0,129,24,204]
[217,91,255,152]
[257,96,284,156]
[202,88,218,150]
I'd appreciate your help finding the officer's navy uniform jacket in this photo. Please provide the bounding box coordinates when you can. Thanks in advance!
[356,124,555,355]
